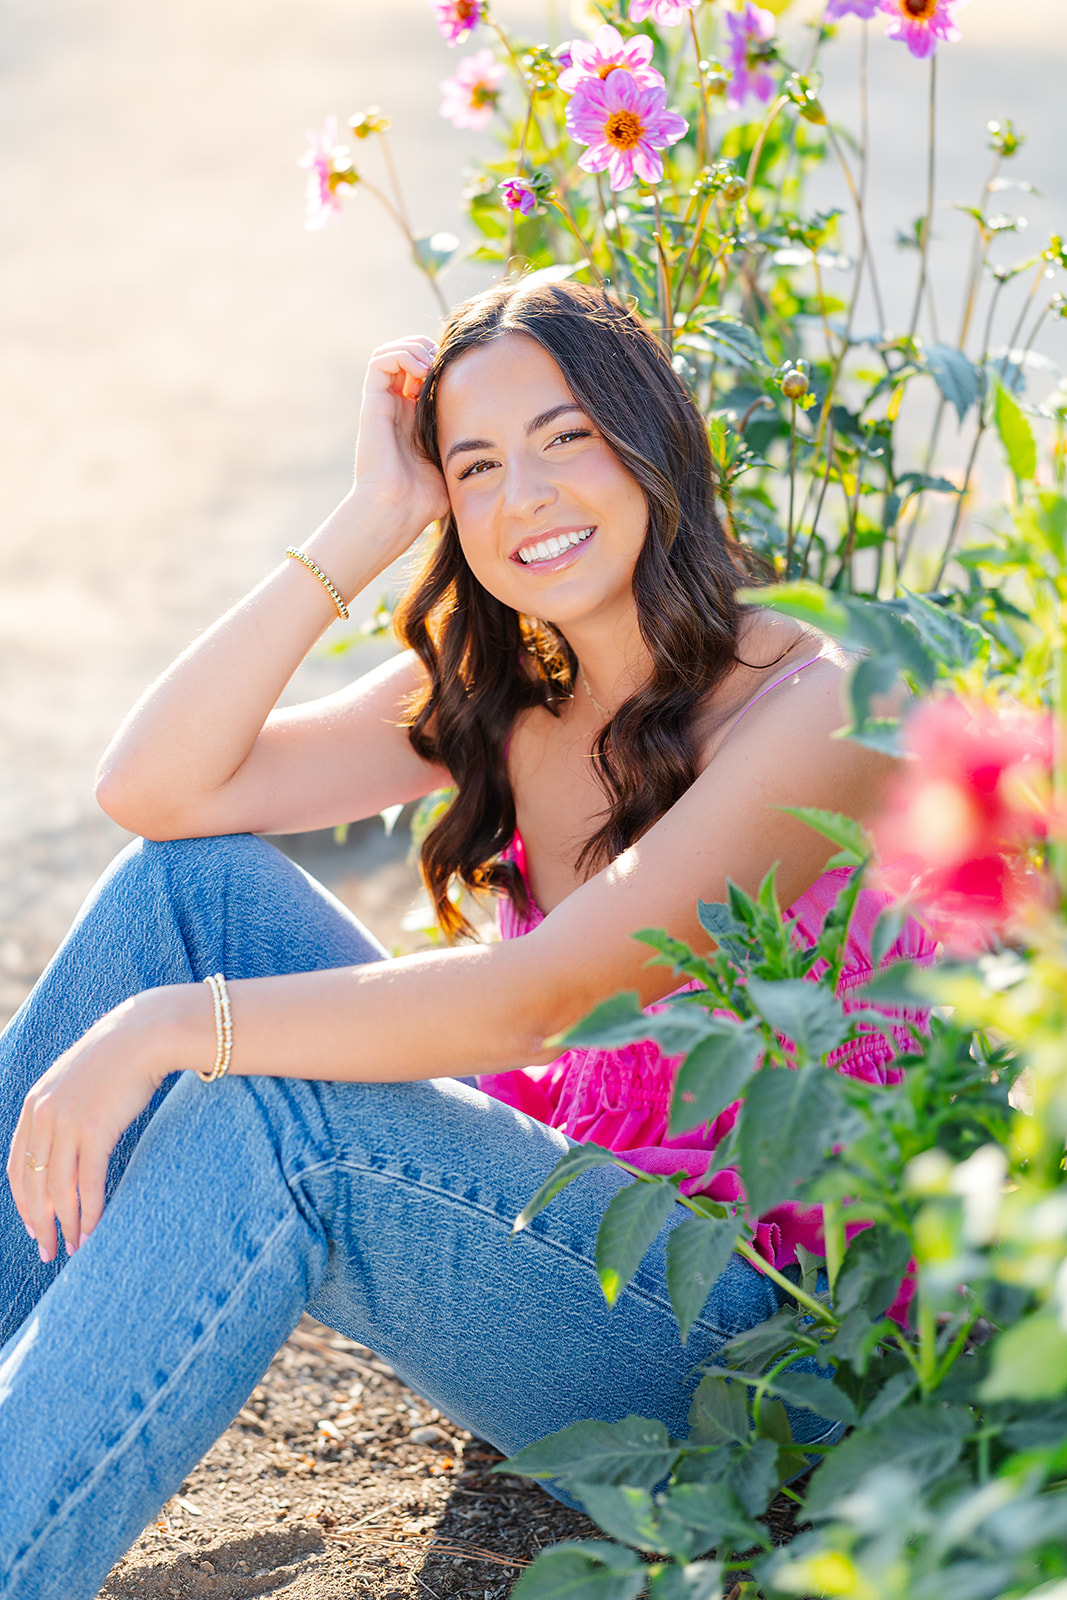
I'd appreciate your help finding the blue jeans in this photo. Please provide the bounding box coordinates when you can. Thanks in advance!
[0,835,821,1599]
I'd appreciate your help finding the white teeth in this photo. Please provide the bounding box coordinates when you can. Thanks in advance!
[517,527,594,564]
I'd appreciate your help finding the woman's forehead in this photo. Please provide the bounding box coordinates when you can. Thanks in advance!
[436,333,576,440]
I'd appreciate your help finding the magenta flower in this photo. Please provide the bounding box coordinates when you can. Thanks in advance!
[439,49,506,131]
[430,0,482,46]
[628,0,698,23]
[500,177,539,216]
[567,69,687,191]
[824,0,881,16]
[880,0,967,58]
[724,2,777,110]
[558,25,665,94]
[298,117,351,232]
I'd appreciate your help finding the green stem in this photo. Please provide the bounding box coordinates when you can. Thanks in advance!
[734,1237,837,1326]
[376,131,412,234]
[594,173,627,289]
[800,416,836,575]
[547,196,606,287]
[828,126,886,337]
[688,11,710,169]
[907,54,938,344]
[932,1308,980,1388]
[358,176,448,316]
[958,153,1002,350]
[822,1200,845,1294]
[786,402,798,575]
[888,1324,924,1384]
[653,189,674,349]
[744,95,790,200]
[1052,607,1067,897]
[507,94,537,267]
[917,1289,937,1396]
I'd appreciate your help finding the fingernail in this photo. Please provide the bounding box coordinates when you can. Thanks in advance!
[25,1224,36,1242]
[37,1243,51,1264]
[78,1230,90,1250]
[65,1235,78,1256]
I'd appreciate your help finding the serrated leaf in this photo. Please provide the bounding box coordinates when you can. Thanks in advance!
[502,1416,680,1490]
[779,806,871,864]
[847,719,905,756]
[667,1216,742,1341]
[669,1025,763,1137]
[804,1406,972,1512]
[738,1066,846,1213]
[859,1370,916,1425]
[597,1180,680,1304]
[513,1144,620,1233]
[896,588,988,671]
[653,1481,763,1561]
[697,900,749,962]
[721,1308,817,1369]
[994,382,1037,481]
[412,230,459,276]
[924,343,981,423]
[834,1225,913,1321]
[726,1437,780,1515]
[688,1373,749,1446]
[551,992,651,1053]
[745,978,848,1060]
[858,962,924,1008]
[569,1484,662,1554]
[510,1542,645,1600]
[981,1313,1067,1401]
[763,1370,857,1424]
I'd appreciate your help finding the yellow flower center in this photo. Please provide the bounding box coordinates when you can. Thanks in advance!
[471,82,497,106]
[604,108,644,150]
[903,0,938,16]
[456,0,477,18]
[598,62,623,79]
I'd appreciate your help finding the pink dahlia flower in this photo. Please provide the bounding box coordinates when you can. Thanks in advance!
[566,69,687,191]
[557,25,665,95]
[725,3,777,110]
[880,0,967,58]
[871,696,1054,953]
[500,177,539,216]
[298,117,350,232]
[825,0,881,17]
[431,0,482,46]
[628,0,699,24]
[439,49,506,131]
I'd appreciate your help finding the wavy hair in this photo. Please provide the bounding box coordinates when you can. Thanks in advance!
[394,278,760,939]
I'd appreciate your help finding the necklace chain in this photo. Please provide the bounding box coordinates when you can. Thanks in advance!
[579,667,612,720]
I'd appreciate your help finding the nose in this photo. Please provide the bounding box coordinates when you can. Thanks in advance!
[500,451,557,523]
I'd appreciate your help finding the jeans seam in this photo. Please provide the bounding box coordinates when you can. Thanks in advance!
[290,1155,746,1343]
[6,1211,302,1588]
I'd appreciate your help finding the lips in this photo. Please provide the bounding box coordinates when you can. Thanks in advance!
[511,525,596,569]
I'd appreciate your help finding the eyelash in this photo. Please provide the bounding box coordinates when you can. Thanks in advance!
[457,428,591,481]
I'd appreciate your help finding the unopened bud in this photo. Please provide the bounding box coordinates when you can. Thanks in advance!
[781,369,809,401]
[720,176,748,202]
[348,107,392,139]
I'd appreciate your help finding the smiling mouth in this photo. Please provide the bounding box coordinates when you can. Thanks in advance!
[514,526,596,566]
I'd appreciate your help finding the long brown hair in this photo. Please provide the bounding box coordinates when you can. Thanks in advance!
[394,278,759,939]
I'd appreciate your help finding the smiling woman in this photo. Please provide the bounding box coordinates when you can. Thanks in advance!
[0,280,929,1599]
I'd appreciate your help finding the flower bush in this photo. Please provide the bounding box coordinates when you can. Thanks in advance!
[302,1,1067,1593]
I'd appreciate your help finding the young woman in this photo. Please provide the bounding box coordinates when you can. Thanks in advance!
[0,281,931,1597]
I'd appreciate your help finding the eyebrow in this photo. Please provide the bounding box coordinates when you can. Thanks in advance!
[443,402,586,467]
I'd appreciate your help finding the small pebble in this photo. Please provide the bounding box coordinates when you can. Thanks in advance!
[409,1424,448,1445]
[200,1561,215,1575]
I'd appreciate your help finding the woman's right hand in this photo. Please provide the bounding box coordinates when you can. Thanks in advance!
[348,335,450,563]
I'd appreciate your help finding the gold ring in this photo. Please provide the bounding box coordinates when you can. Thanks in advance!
[25,1152,48,1173]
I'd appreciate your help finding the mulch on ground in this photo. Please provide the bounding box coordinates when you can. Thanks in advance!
[100,1316,805,1600]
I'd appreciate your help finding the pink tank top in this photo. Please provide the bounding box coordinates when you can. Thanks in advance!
[478,655,936,1278]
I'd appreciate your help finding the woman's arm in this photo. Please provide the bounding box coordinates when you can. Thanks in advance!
[96,337,449,840]
[12,658,894,1258]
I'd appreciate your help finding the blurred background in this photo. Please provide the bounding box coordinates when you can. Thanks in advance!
[1,0,1064,1024]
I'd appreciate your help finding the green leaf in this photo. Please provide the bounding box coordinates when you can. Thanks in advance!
[736,581,850,640]
[510,1542,645,1600]
[833,1225,914,1321]
[646,1561,724,1600]
[858,962,924,1008]
[697,900,749,962]
[569,1485,663,1554]
[513,1144,621,1233]
[738,1065,846,1212]
[669,1024,763,1137]
[894,588,989,672]
[682,314,768,369]
[720,1308,817,1369]
[688,1373,750,1447]
[778,806,871,865]
[745,978,848,1060]
[652,1481,763,1561]
[981,1314,1067,1401]
[859,1370,916,1425]
[502,1416,680,1490]
[804,1405,972,1512]
[412,230,459,277]
[597,1180,680,1305]
[551,992,650,1052]
[725,1437,780,1516]
[923,343,982,423]
[763,1370,857,1424]
[667,1216,743,1341]
[1001,1399,1067,1451]
[994,381,1038,481]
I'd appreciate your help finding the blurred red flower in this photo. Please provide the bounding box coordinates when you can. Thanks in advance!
[872,696,1054,952]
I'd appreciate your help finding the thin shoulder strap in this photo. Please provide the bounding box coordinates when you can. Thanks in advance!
[720,652,825,741]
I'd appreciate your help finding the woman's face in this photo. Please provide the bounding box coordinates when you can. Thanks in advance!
[434,333,648,630]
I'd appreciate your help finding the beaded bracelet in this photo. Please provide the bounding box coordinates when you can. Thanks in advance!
[197,972,233,1082]
[285,546,350,620]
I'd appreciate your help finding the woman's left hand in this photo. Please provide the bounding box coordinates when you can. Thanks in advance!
[6,987,202,1261]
